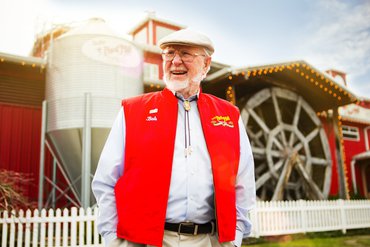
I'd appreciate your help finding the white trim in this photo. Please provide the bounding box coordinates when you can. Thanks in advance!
[351,160,358,194]
[128,15,186,35]
[148,19,153,45]
[0,52,46,65]
[342,125,360,141]
[365,126,370,151]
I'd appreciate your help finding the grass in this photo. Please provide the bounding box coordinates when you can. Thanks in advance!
[242,229,370,247]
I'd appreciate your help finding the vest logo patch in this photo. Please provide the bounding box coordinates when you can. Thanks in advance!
[211,115,234,128]
[146,116,157,121]
[149,108,158,114]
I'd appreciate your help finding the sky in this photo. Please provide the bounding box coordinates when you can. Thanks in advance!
[1,0,369,98]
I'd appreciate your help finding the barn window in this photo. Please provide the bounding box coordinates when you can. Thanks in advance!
[342,125,360,141]
[144,63,159,80]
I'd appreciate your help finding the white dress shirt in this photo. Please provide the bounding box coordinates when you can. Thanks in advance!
[92,96,256,247]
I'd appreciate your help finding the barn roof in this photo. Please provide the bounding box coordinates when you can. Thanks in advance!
[204,60,358,112]
[0,52,46,107]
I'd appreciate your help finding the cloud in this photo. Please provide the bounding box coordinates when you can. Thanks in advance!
[300,0,370,97]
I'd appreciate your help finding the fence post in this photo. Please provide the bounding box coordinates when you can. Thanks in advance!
[40,209,47,247]
[71,207,77,247]
[10,210,16,247]
[79,207,85,246]
[32,209,39,247]
[17,210,24,247]
[47,209,55,247]
[299,200,307,234]
[62,208,69,247]
[2,211,8,247]
[338,199,347,234]
[86,207,92,246]
[25,209,31,247]
[55,209,61,247]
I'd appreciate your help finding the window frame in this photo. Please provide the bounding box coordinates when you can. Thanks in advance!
[342,125,360,141]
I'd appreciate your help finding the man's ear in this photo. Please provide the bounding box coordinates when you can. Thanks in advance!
[204,56,212,74]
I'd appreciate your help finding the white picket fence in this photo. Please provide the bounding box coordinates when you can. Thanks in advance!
[1,199,370,247]
[0,207,102,247]
[249,199,370,237]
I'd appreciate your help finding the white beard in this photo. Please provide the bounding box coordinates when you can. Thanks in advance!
[163,72,203,92]
[164,77,189,91]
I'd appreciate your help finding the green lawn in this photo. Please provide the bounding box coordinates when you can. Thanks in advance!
[243,230,370,247]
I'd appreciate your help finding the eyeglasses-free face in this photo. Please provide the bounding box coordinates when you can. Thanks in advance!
[161,48,207,63]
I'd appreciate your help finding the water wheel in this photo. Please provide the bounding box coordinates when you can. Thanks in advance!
[240,87,332,201]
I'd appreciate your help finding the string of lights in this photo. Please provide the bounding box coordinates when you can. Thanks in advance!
[227,62,358,105]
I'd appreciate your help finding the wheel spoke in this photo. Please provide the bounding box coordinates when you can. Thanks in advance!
[271,159,293,201]
[247,128,265,148]
[270,150,283,158]
[247,108,270,134]
[256,172,272,190]
[289,131,296,147]
[273,137,284,151]
[253,147,266,158]
[292,97,302,126]
[255,162,267,174]
[293,142,304,153]
[294,159,324,200]
[274,159,285,171]
[311,157,329,166]
[306,127,320,142]
[272,90,288,146]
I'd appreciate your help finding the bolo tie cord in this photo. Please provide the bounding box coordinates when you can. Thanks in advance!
[176,94,197,158]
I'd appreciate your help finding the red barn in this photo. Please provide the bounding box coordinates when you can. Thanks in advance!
[0,14,369,209]
[339,99,370,198]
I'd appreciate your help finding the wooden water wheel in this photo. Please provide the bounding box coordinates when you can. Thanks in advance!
[240,87,332,201]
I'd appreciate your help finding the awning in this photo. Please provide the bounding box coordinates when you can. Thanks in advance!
[204,60,358,112]
[0,52,46,107]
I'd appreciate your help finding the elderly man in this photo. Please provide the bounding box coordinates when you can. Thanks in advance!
[92,29,256,247]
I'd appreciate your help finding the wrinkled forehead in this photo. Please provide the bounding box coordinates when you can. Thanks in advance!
[162,44,205,53]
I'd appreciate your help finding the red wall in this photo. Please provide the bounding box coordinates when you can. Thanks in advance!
[341,120,368,195]
[0,103,74,208]
[0,103,42,202]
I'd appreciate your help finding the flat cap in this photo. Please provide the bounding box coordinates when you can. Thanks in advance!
[158,28,214,55]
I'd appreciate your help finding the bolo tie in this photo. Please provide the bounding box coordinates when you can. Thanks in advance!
[176,93,198,158]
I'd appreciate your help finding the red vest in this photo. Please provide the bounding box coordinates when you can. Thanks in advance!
[115,88,240,246]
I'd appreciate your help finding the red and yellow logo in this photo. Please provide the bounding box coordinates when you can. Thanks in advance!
[211,115,234,128]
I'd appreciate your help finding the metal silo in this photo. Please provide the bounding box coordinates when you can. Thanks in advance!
[43,18,143,208]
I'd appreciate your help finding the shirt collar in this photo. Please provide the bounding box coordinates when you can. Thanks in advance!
[168,88,200,101]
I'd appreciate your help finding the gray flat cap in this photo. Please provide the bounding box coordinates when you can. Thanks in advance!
[158,28,214,55]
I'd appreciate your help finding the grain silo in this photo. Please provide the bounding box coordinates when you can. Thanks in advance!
[43,18,143,208]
